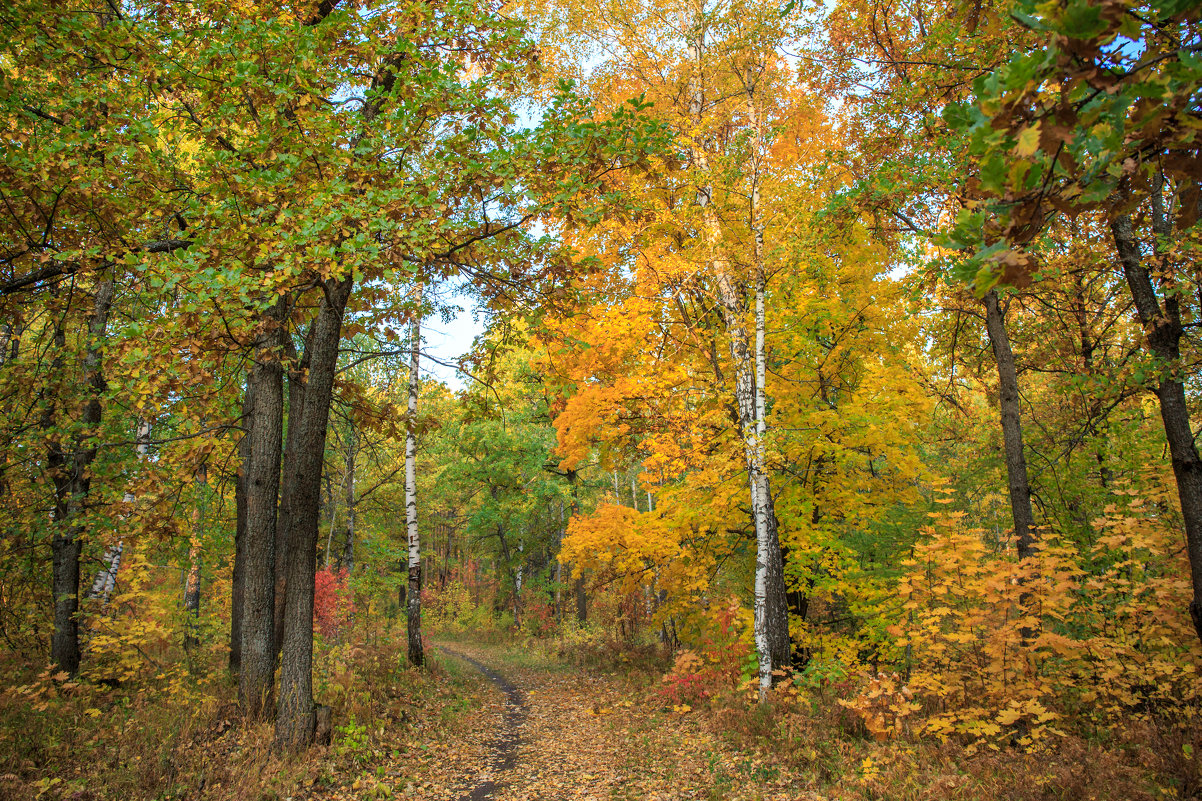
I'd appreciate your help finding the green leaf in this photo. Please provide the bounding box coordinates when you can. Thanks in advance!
[1058,1,1107,39]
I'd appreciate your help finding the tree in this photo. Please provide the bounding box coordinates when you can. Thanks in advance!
[945,0,1202,643]
[406,285,424,667]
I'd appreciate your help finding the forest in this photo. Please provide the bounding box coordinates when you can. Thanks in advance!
[1,0,1200,798]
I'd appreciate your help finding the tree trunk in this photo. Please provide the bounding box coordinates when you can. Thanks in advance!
[983,289,1040,645]
[230,377,255,673]
[750,104,789,696]
[554,501,564,624]
[567,468,587,624]
[515,537,524,627]
[85,417,150,615]
[49,279,115,676]
[184,465,206,651]
[276,276,353,750]
[574,576,588,624]
[406,285,424,667]
[274,326,313,661]
[983,290,1039,561]
[343,425,356,576]
[689,21,788,696]
[1112,213,1202,644]
[323,473,337,569]
[495,521,522,629]
[701,154,788,700]
[239,298,287,720]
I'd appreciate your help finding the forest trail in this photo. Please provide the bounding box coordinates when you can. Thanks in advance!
[438,646,528,800]
[426,640,816,801]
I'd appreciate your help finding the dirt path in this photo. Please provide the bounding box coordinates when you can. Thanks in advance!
[432,641,810,801]
[438,646,528,800]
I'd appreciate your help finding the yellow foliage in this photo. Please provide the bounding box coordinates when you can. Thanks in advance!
[894,486,1201,752]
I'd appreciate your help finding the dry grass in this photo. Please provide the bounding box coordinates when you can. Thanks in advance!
[0,623,491,801]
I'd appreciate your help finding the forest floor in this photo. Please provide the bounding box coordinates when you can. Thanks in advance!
[305,637,802,801]
[425,640,799,800]
[2,629,1194,800]
[304,636,1197,801]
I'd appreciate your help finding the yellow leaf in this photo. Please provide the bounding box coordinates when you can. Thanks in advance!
[996,708,1022,726]
[1014,123,1042,157]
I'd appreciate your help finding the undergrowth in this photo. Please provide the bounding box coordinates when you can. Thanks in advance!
[543,624,1202,800]
[0,620,481,801]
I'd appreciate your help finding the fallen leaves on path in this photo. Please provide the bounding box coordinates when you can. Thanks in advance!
[303,638,826,801]
[439,641,818,801]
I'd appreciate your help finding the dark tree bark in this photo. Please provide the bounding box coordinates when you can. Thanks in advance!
[983,289,1040,646]
[49,279,115,676]
[239,299,287,720]
[184,464,207,652]
[554,501,564,624]
[230,378,255,673]
[983,290,1039,561]
[494,522,522,628]
[1112,213,1202,645]
[274,326,313,661]
[566,468,588,624]
[275,276,352,750]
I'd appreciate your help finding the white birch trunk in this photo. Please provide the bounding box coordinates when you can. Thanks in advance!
[405,283,424,666]
[514,534,524,625]
[687,13,787,699]
[87,417,151,608]
[515,537,524,602]
[750,110,773,699]
[323,482,337,571]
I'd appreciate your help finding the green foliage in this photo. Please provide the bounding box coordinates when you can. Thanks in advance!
[943,0,1202,288]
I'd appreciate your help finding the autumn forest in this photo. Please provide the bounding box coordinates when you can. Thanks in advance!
[1,0,1201,798]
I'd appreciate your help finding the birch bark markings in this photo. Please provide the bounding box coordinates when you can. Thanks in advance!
[688,15,789,699]
[85,417,151,613]
[406,284,424,667]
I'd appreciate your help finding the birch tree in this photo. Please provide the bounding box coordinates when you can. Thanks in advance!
[405,284,424,667]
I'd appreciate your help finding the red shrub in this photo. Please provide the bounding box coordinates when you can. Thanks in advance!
[314,567,355,638]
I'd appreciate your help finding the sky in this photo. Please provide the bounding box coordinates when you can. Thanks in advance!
[420,294,484,391]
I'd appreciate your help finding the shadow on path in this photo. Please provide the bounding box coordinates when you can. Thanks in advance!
[439,646,528,801]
